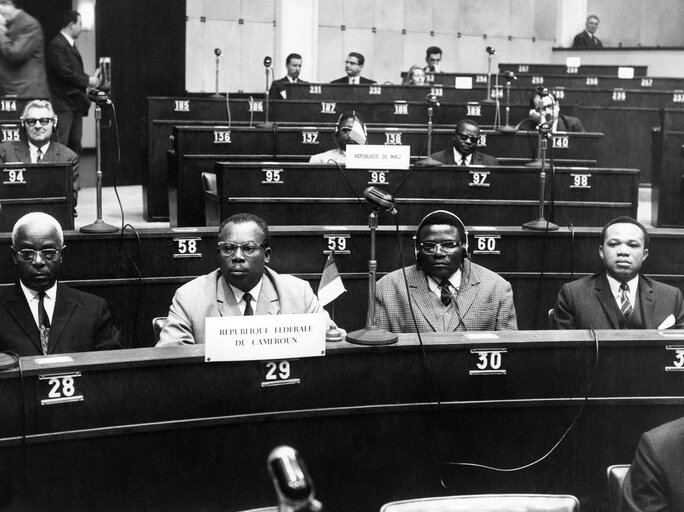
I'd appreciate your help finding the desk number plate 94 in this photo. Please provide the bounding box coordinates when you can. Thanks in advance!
[40,372,83,405]
[470,348,507,375]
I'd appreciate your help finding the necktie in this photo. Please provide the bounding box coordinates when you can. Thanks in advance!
[620,283,633,321]
[38,291,50,354]
[460,157,467,166]
[243,292,254,316]
[440,280,452,307]
[36,148,42,162]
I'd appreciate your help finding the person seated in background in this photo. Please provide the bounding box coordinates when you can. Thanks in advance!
[375,210,517,332]
[0,212,121,356]
[402,65,426,86]
[157,213,332,346]
[516,91,585,132]
[330,52,375,85]
[0,99,80,215]
[621,417,684,511]
[423,45,442,73]
[552,216,684,330]
[431,119,499,166]
[572,14,603,49]
[309,111,367,165]
[268,52,308,99]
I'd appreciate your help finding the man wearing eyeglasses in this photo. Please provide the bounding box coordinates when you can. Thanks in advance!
[157,213,330,346]
[0,212,121,356]
[430,119,499,166]
[0,99,80,214]
[375,210,517,333]
[330,52,375,85]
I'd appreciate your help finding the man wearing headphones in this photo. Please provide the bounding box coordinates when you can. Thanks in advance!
[0,99,79,214]
[309,111,367,165]
[516,90,585,133]
[375,210,517,332]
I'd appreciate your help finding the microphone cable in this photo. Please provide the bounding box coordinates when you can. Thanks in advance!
[2,351,29,510]
[330,160,370,216]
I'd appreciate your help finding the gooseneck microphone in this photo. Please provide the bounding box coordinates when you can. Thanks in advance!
[257,56,274,129]
[214,48,222,57]
[363,186,397,215]
[263,55,273,68]
[267,446,322,512]
[486,46,496,55]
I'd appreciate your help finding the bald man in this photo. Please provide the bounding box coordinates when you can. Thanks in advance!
[0,212,121,356]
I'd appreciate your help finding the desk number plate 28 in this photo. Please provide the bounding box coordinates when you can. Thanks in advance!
[40,372,83,405]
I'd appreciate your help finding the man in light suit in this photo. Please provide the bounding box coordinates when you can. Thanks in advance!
[0,0,49,98]
[553,216,684,330]
[572,15,603,49]
[431,119,499,166]
[0,99,80,213]
[375,210,517,333]
[268,52,307,99]
[330,52,375,85]
[0,212,121,356]
[622,417,684,511]
[157,213,330,346]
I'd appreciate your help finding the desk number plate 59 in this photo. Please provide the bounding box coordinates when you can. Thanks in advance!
[40,372,83,405]
[469,348,507,375]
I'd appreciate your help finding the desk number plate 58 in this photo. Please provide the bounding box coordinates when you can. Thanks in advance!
[470,348,507,375]
[40,372,83,405]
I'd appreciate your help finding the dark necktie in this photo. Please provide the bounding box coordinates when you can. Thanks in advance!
[243,292,254,316]
[38,291,50,354]
[440,280,452,307]
[460,156,466,166]
[36,148,43,162]
[620,283,633,321]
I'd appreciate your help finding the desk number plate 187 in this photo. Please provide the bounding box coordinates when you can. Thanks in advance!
[40,372,83,405]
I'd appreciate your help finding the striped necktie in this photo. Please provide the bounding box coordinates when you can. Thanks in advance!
[38,291,50,354]
[620,283,633,321]
[36,148,43,162]
[440,280,452,307]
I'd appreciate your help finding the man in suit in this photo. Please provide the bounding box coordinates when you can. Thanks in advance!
[553,216,684,330]
[0,0,49,98]
[46,9,100,156]
[0,212,121,356]
[330,52,375,85]
[431,119,499,166]
[309,111,367,165]
[157,213,331,346]
[0,99,80,213]
[572,15,603,49]
[516,91,585,133]
[375,210,517,333]
[268,52,307,99]
[622,417,684,511]
[424,46,442,73]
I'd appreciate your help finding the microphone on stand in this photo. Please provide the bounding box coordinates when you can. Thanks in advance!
[499,71,517,132]
[212,48,223,97]
[363,186,397,215]
[257,55,274,129]
[482,46,496,104]
[214,48,222,57]
[267,446,322,512]
[415,93,442,166]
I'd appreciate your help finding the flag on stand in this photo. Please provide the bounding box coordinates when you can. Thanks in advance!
[317,253,346,306]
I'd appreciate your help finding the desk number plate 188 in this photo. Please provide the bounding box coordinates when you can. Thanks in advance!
[40,372,83,405]
[469,348,507,375]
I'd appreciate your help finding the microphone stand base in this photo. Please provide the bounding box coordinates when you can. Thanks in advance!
[80,219,119,234]
[522,218,559,231]
[525,158,543,167]
[481,98,496,104]
[414,157,442,167]
[498,125,517,133]
[345,326,398,346]
[210,93,224,98]
[256,122,274,130]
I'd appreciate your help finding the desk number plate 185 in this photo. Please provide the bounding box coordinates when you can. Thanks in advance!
[39,372,83,405]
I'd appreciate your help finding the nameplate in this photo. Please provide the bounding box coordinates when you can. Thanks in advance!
[566,57,581,68]
[618,67,634,79]
[454,76,473,89]
[204,313,327,362]
[345,145,410,170]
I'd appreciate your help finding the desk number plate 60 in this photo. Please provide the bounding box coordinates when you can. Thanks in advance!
[469,348,507,375]
[40,372,83,405]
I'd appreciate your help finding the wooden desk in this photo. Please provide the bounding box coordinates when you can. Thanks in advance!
[1,331,683,511]
[497,63,648,77]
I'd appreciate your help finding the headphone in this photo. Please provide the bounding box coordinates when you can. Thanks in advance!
[413,210,470,262]
[334,111,366,144]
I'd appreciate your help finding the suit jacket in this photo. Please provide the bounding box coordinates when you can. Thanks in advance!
[268,76,308,99]
[430,148,499,166]
[0,139,80,191]
[552,273,684,330]
[572,31,603,49]
[330,76,376,85]
[516,115,585,133]
[375,260,517,333]
[157,267,328,346]
[46,32,91,115]
[0,10,49,98]
[622,417,684,511]
[0,283,121,356]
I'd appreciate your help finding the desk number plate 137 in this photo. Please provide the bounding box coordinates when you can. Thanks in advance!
[40,372,83,405]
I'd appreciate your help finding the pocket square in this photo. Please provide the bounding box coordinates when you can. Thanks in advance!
[658,314,675,330]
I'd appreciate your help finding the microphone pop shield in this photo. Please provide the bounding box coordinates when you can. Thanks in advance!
[214,48,222,57]
[267,446,315,507]
[486,46,496,55]
[263,56,272,67]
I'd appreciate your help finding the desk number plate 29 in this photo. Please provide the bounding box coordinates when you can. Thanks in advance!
[40,372,83,405]
[261,360,300,387]
[469,348,507,375]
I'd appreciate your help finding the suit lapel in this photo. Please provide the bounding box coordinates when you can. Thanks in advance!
[48,285,77,354]
[16,141,30,163]
[257,275,280,315]
[407,267,439,331]
[2,284,42,353]
[216,274,242,316]
[638,277,655,329]
[594,274,621,329]
[445,149,456,165]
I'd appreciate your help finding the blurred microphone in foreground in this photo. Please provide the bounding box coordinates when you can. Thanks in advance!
[268,446,322,512]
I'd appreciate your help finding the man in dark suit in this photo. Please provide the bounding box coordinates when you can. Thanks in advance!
[516,91,585,132]
[46,10,100,155]
[268,52,308,99]
[0,99,80,213]
[330,52,375,85]
[431,119,499,166]
[0,0,49,98]
[622,417,684,511]
[375,210,517,332]
[0,212,121,356]
[553,216,684,330]
[572,15,603,49]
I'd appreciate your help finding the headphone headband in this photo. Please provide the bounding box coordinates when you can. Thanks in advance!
[415,209,469,259]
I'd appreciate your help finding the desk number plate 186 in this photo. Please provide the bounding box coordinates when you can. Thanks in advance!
[39,372,83,405]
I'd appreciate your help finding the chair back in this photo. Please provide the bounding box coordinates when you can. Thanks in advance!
[607,464,631,512]
[152,316,169,343]
[380,494,580,512]
[202,172,220,226]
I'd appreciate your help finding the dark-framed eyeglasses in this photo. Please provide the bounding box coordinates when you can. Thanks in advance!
[13,247,62,262]
[419,241,462,254]
[217,241,267,257]
[344,60,360,66]
[24,118,54,127]
[457,132,479,144]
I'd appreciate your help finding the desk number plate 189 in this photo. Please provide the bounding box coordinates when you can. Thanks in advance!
[469,348,507,375]
[40,372,83,405]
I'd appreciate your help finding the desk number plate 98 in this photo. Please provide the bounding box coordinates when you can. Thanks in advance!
[40,372,83,405]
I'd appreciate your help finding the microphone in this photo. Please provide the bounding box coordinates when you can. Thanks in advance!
[214,48,222,57]
[536,85,550,97]
[87,88,111,105]
[486,46,496,55]
[364,186,397,214]
[267,446,322,511]
[503,70,517,81]
[426,93,440,107]
[263,56,272,68]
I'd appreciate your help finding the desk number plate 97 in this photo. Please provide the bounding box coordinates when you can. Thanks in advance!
[40,372,83,405]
